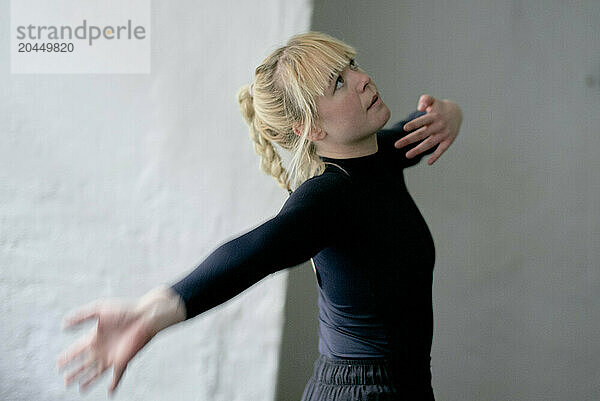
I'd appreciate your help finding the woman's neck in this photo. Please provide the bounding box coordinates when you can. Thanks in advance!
[316,133,378,159]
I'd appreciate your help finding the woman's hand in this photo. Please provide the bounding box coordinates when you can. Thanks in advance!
[394,94,463,165]
[56,299,154,395]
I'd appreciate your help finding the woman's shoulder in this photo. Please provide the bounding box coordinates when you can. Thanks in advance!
[299,168,352,193]
[285,169,353,209]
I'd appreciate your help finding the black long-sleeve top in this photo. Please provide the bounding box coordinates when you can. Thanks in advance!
[171,110,436,368]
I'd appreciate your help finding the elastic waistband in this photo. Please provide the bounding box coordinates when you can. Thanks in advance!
[312,354,432,386]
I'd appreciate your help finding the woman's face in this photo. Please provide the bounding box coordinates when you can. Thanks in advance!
[313,59,391,157]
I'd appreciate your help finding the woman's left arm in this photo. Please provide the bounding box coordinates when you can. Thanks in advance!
[395,95,463,166]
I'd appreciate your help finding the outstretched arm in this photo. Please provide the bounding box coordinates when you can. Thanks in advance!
[170,173,351,320]
[57,173,351,394]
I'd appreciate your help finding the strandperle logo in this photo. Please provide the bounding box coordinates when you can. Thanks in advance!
[11,0,151,74]
[15,19,147,46]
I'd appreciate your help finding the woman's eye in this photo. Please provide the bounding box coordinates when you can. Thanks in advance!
[334,59,358,92]
[335,75,344,91]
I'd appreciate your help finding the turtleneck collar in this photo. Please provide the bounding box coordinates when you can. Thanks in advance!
[319,147,384,176]
[319,148,378,161]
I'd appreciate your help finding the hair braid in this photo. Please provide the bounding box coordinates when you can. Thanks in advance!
[239,84,292,193]
[248,118,291,192]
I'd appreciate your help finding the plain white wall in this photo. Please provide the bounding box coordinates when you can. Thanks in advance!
[305,1,599,400]
[0,1,312,400]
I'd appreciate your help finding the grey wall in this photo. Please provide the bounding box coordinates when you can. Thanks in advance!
[274,262,320,400]
[0,1,312,400]
[277,1,600,400]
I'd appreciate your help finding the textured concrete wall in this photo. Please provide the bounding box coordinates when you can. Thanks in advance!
[278,1,600,400]
[0,1,312,400]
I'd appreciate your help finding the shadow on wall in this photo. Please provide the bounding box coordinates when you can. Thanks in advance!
[274,261,320,401]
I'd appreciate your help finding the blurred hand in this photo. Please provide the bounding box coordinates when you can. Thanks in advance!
[394,94,463,165]
[56,299,154,395]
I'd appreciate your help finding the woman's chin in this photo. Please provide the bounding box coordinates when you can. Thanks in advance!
[376,103,391,125]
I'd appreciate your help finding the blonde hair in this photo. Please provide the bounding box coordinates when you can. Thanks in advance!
[237,31,356,193]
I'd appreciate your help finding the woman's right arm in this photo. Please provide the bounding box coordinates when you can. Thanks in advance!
[169,171,352,320]
[134,285,187,336]
[57,172,350,393]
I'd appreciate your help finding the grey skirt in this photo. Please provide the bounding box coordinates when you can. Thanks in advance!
[300,354,435,401]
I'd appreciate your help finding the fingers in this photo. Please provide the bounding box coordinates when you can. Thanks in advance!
[418,94,435,111]
[426,140,451,165]
[109,363,128,394]
[405,136,438,159]
[79,362,107,393]
[396,117,442,149]
[64,354,95,386]
[394,128,426,149]
[402,113,436,133]
[57,331,94,370]
[62,302,101,330]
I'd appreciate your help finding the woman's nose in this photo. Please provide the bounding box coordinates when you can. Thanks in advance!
[355,71,370,92]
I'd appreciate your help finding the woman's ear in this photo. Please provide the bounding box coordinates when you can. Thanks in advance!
[292,121,326,142]
[292,121,304,137]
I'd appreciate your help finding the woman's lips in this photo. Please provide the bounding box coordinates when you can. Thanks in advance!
[368,95,381,110]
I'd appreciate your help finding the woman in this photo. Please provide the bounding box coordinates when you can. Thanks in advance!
[57,31,462,400]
